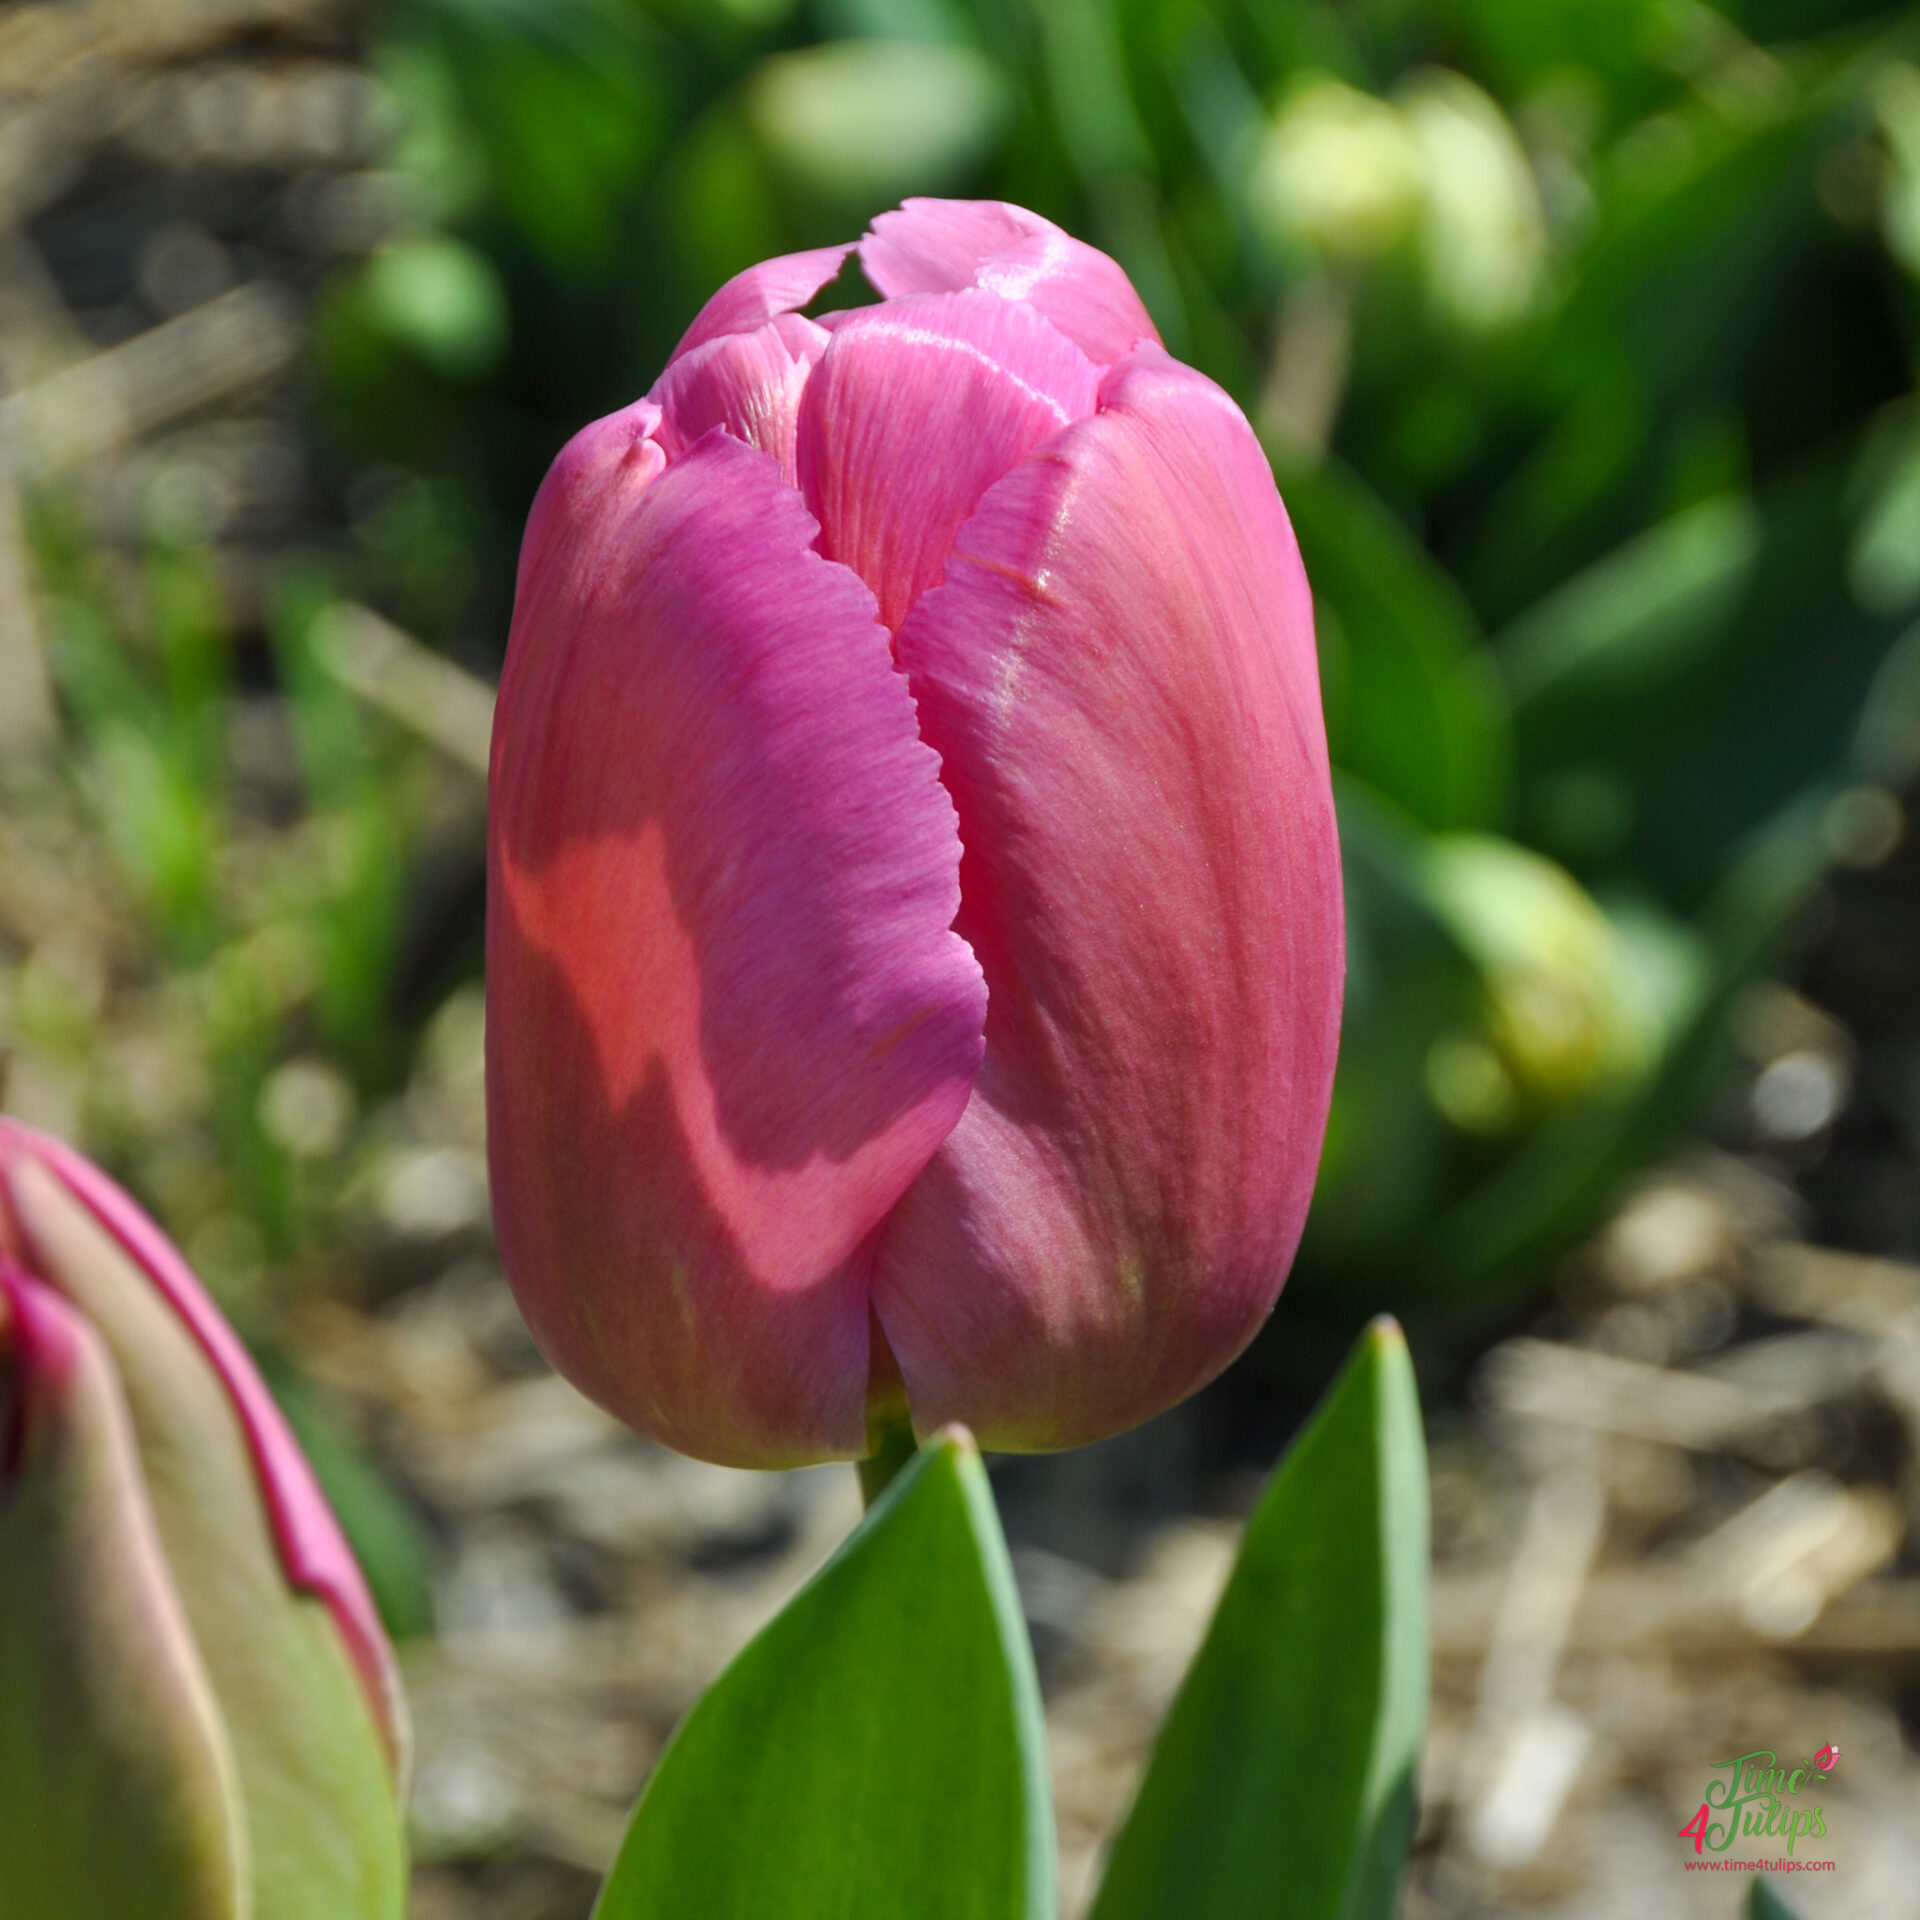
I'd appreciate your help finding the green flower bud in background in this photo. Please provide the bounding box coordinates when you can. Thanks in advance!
[0,1120,408,1920]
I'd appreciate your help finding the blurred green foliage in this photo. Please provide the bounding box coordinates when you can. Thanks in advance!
[35,0,1920,1335]
[318,0,1920,1313]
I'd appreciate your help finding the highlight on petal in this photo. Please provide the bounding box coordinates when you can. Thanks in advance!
[669,241,854,362]
[860,198,1159,365]
[651,314,830,487]
[0,1265,248,1920]
[0,1120,405,1780]
[798,288,1099,632]
[488,429,987,1467]
[877,346,1343,1451]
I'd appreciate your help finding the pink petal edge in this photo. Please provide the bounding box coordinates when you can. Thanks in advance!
[860,198,1160,365]
[0,1120,406,1780]
[651,315,830,488]
[796,288,1100,633]
[669,243,854,364]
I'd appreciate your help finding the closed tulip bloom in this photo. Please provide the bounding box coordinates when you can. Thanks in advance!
[0,1120,407,1920]
[488,199,1342,1468]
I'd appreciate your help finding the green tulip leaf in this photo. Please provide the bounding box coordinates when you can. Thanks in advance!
[1088,1317,1429,1920]
[1498,492,1761,712]
[593,1428,1054,1920]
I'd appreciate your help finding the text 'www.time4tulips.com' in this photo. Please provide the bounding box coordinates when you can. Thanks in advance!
[1681,1858,1837,1873]
[1677,1745,1841,1867]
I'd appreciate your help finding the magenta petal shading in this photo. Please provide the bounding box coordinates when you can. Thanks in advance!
[0,1118,405,1776]
[515,398,665,613]
[651,315,830,487]
[488,429,987,1467]
[860,198,1159,366]
[876,347,1344,1451]
[669,243,853,363]
[798,289,1099,633]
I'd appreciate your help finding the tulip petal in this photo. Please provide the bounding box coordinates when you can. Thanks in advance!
[860,198,1159,365]
[799,289,1098,634]
[0,1266,247,1920]
[1,1156,408,1920]
[878,348,1343,1450]
[652,314,830,487]
[670,242,854,362]
[489,428,987,1466]
[0,1118,404,1780]
[514,397,666,614]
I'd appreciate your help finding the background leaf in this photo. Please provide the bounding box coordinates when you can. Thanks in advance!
[1281,451,1513,836]
[1087,1317,1429,1920]
[1750,1876,1806,1920]
[592,1430,1054,1920]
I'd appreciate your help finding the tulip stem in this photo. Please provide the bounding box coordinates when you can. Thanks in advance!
[857,1418,918,1508]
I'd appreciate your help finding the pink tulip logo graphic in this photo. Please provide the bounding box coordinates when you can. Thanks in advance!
[487,199,1343,1467]
[1814,1744,1838,1773]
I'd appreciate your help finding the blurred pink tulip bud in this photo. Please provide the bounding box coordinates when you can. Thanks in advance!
[488,198,1343,1467]
[0,1119,408,1919]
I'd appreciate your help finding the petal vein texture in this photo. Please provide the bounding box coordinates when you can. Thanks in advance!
[876,349,1343,1450]
[489,428,987,1466]
[487,203,1342,1466]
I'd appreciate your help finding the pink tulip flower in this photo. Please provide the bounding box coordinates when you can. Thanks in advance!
[0,1119,408,1916]
[487,198,1343,1468]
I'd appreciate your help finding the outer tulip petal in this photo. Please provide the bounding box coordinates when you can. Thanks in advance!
[797,290,1099,634]
[488,428,987,1466]
[860,198,1159,365]
[651,314,830,487]
[0,1267,247,1920]
[877,348,1343,1450]
[2,1156,408,1920]
[514,398,666,615]
[0,1119,403,1780]
[669,242,853,362]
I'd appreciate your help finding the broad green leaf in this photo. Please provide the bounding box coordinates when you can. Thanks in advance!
[594,1430,1054,1920]
[1461,93,1829,617]
[1506,449,1900,912]
[1750,1877,1805,1920]
[1088,1318,1428,1920]
[1499,493,1760,710]
[407,0,667,265]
